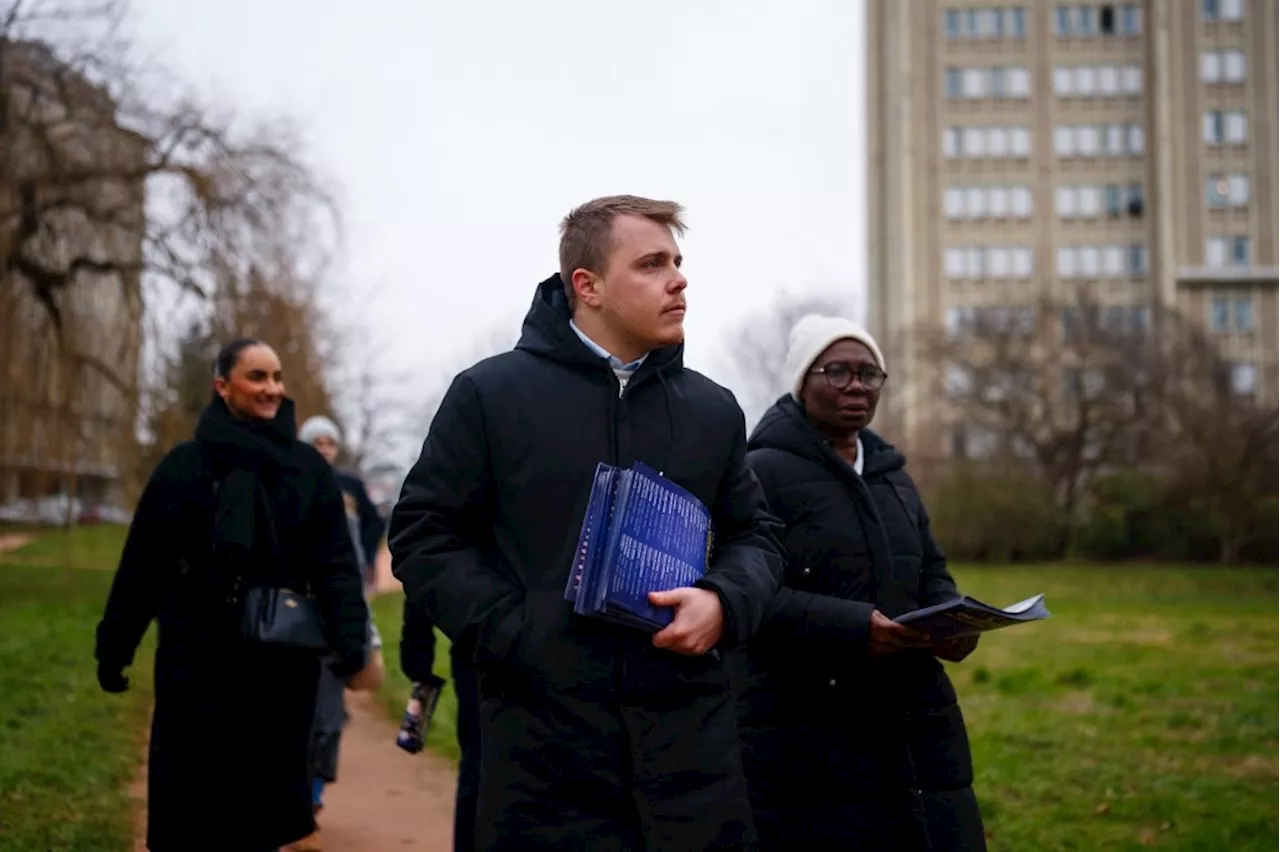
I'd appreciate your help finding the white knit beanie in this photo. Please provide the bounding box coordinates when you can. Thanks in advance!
[299,415,342,447]
[784,314,886,400]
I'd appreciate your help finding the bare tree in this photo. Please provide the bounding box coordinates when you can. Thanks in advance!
[918,295,1182,519]
[1,0,340,514]
[719,289,851,431]
[1140,308,1279,563]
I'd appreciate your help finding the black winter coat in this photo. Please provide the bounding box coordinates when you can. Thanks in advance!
[737,397,986,851]
[95,404,368,852]
[390,274,784,852]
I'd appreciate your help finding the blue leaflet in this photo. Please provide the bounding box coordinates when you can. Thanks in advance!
[563,462,714,633]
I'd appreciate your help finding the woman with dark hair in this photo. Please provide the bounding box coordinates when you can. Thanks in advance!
[737,315,986,851]
[95,338,369,852]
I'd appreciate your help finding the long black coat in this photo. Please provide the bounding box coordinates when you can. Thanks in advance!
[390,274,784,851]
[737,398,986,851]
[95,438,368,852]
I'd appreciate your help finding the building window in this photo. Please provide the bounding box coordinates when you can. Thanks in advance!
[1013,248,1034,278]
[1075,66,1098,97]
[1225,111,1248,144]
[1081,186,1102,217]
[966,187,987,218]
[1100,3,1117,33]
[1078,125,1100,156]
[1058,247,1078,277]
[944,9,962,38]
[1056,186,1077,218]
[1127,243,1148,275]
[945,248,966,278]
[1120,3,1142,33]
[1232,236,1251,265]
[1105,184,1122,217]
[1053,66,1074,96]
[1205,175,1250,209]
[1206,237,1228,267]
[963,68,986,97]
[1010,187,1033,218]
[1210,295,1231,330]
[988,187,1009,218]
[1205,237,1250,267]
[1235,296,1254,332]
[1207,111,1248,145]
[1201,51,1223,82]
[1078,5,1096,35]
[1055,5,1072,35]
[966,247,984,278]
[1122,64,1142,93]
[943,127,960,158]
[1010,127,1031,157]
[1223,51,1246,82]
[945,68,962,98]
[1131,306,1150,333]
[1203,111,1222,144]
[1103,245,1125,276]
[1127,124,1145,154]
[1105,305,1126,330]
[1009,7,1028,38]
[988,247,1011,278]
[944,187,965,218]
[1127,183,1144,216]
[964,127,987,156]
[1206,0,1244,21]
[1230,363,1257,396]
[1204,50,1247,83]
[1206,176,1229,206]
[1227,174,1250,205]
[946,126,1032,160]
[1099,65,1119,95]
[1105,124,1125,155]
[988,127,1009,157]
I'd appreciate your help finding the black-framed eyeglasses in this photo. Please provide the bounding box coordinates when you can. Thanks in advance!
[809,362,888,391]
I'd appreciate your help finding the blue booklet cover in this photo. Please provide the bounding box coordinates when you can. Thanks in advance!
[563,462,713,632]
[894,593,1050,640]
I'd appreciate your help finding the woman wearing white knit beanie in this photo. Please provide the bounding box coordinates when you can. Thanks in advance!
[734,314,987,851]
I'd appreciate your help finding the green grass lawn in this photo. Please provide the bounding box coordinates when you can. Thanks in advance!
[4,524,1274,851]
[0,525,154,852]
[949,564,1278,851]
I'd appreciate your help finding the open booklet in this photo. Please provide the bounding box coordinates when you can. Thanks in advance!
[563,462,714,633]
[894,593,1050,640]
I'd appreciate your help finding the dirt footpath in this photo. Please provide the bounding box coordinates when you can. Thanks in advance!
[303,690,457,851]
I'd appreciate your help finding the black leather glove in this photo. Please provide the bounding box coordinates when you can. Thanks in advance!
[97,663,129,694]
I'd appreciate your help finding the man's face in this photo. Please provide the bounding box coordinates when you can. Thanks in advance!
[800,339,883,434]
[581,214,687,352]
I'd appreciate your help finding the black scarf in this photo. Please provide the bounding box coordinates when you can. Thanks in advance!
[195,395,297,575]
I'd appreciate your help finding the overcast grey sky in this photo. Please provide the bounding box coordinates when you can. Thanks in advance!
[127,0,867,398]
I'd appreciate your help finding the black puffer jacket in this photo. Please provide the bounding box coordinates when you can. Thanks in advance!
[736,396,986,851]
[390,274,784,851]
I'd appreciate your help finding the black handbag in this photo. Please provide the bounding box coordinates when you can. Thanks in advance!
[240,584,329,652]
[232,492,329,653]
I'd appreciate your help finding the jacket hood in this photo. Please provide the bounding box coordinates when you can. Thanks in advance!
[514,274,684,374]
[748,395,905,477]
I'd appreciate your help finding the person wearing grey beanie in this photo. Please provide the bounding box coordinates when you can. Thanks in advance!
[733,314,987,851]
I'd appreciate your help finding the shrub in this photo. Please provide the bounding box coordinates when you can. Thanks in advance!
[928,462,1069,562]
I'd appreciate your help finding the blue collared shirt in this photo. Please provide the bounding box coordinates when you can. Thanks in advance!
[569,320,647,374]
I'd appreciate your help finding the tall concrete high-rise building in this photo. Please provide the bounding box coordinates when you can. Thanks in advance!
[867,0,1278,457]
